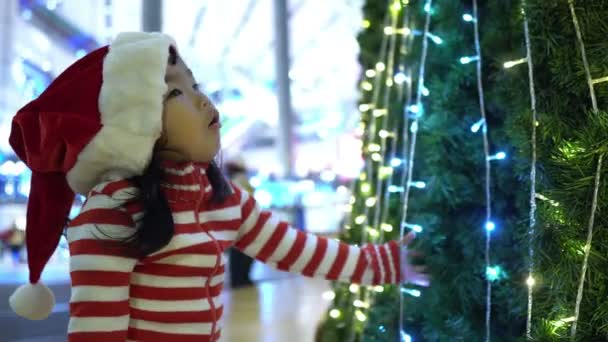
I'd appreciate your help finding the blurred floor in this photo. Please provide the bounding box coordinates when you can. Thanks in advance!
[1,254,330,342]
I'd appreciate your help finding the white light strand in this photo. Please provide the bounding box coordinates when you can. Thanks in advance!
[567,1,604,339]
[399,0,433,338]
[521,2,538,339]
[470,1,493,341]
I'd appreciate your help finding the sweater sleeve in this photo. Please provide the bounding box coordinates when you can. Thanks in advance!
[66,188,138,342]
[232,185,402,285]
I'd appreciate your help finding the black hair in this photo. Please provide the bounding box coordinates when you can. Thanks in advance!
[122,154,232,258]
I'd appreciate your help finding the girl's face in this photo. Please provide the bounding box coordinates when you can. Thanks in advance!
[157,51,221,163]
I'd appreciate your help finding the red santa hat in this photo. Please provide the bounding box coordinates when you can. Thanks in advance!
[8,32,175,320]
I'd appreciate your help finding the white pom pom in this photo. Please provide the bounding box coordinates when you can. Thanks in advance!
[9,282,55,320]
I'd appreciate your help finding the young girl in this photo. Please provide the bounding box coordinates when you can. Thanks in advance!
[8,32,429,341]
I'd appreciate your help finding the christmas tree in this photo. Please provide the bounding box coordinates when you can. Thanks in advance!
[318,0,608,341]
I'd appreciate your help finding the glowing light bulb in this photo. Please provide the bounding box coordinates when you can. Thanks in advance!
[374,285,384,292]
[485,221,496,232]
[329,309,341,318]
[488,152,507,161]
[401,288,421,297]
[410,121,419,133]
[394,72,408,84]
[381,223,393,232]
[362,81,373,91]
[365,69,376,78]
[503,58,527,69]
[349,284,359,293]
[376,62,386,71]
[460,56,479,64]
[359,103,372,111]
[486,266,502,281]
[355,215,366,225]
[409,181,426,189]
[421,85,430,96]
[526,276,535,287]
[403,223,423,232]
[365,197,377,207]
[427,33,443,45]
[371,153,383,162]
[388,185,404,193]
[368,143,381,152]
[355,310,367,322]
[462,13,475,22]
[361,182,371,194]
[470,118,485,133]
[323,291,336,300]
[423,2,431,13]
[362,20,371,28]
[353,299,370,308]
[379,130,391,138]
[407,104,421,114]
[390,158,403,167]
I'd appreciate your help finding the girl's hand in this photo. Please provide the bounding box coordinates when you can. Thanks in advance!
[399,232,430,287]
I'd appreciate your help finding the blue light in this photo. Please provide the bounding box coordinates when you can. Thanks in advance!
[486,266,502,282]
[470,118,485,133]
[496,152,507,160]
[401,331,412,342]
[421,85,430,96]
[423,3,431,13]
[463,14,475,22]
[401,288,422,297]
[485,221,496,232]
[390,158,403,167]
[409,181,426,189]
[460,56,479,64]
[388,185,404,193]
[410,121,419,133]
[403,223,423,232]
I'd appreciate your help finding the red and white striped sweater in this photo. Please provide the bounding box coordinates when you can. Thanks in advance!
[66,160,402,341]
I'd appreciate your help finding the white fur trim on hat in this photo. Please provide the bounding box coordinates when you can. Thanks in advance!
[9,282,55,320]
[66,32,175,194]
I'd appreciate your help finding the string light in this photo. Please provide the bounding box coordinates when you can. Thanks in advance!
[368,143,381,152]
[365,69,377,78]
[355,215,367,225]
[353,299,370,308]
[323,291,336,300]
[503,57,527,69]
[526,276,535,287]
[470,118,485,133]
[408,181,426,189]
[360,182,371,193]
[355,310,367,322]
[462,13,476,22]
[390,158,404,167]
[365,198,377,207]
[329,309,341,319]
[371,153,383,162]
[567,1,604,338]
[460,55,479,64]
[388,185,404,193]
[421,85,430,96]
[399,2,433,338]
[467,1,498,340]
[373,285,384,293]
[373,108,388,117]
[521,3,538,338]
[427,32,443,45]
[394,72,410,84]
[362,20,371,29]
[485,221,496,232]
[349,284,359,293]
[401,332,412,342]
[487,152,507,161]
[401,288,422,297]
[410,121,418,133]
[381,223,394,232]
[379,166,394,178]
[376,62,386,71]
[362,81,373,91]
[384,27,412,36]
[359,103,373,111]
[402,223,423,233]
[486,266,502,281]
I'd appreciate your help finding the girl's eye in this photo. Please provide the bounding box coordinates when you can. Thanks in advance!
[167,88,183,98]
[193,83,202,92]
